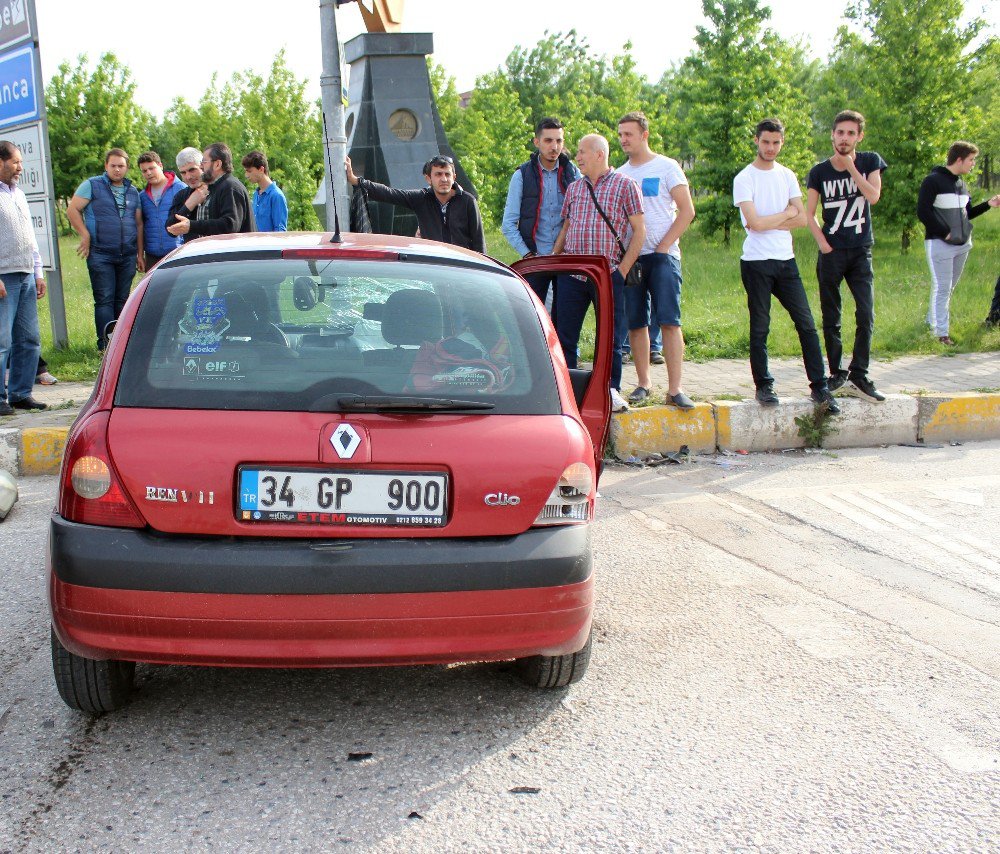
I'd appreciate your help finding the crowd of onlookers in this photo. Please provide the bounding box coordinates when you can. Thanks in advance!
[1,120,997,418]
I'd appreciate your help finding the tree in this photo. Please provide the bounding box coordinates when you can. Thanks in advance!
[427,59,461,141]
[231,50,324,231]
[674,0,814,244]
[832,0,987,249]
[967,38,999,190]
[45,53,153,201]
[451,71,529,227]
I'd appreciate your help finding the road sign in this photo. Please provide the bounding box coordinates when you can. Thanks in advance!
[0,43,38,130]
[0,0,32,53]
[26,197,52,268]
[3,120,45,194]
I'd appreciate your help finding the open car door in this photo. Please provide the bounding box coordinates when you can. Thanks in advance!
[511,254,614,467]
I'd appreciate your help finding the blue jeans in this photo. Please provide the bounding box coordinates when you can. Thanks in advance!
[555,269,627,391]
[0,272,42,403]
[87,250,136,349]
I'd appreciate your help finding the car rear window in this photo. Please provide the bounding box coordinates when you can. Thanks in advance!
[113,257,561,414]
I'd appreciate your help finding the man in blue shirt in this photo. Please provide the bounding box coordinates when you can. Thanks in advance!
[501,118,580,324]
[242,150,288,232]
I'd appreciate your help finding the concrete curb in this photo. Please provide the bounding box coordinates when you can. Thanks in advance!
[611,392,1000,459]
[2,392,1000,476]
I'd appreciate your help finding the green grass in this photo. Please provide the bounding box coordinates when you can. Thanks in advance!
[39,217,1000,382]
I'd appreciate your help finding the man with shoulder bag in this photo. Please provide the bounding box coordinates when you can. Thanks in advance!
[553,134,645,412]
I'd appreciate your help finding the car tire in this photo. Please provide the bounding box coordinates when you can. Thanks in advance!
[50,628,136,713]
[514,629,592,689]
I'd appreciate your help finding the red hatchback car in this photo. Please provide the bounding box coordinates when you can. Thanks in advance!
[48,233,613,712]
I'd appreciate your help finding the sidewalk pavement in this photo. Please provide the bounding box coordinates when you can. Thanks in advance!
[1,353,999,475]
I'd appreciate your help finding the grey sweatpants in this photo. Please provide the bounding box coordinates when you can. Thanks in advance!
[925,238,972,337]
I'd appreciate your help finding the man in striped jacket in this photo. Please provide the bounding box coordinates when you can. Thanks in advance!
[916,141,1000,345]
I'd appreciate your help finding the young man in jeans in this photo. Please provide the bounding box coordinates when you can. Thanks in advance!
[733,119,839,414]
[616,111,696,409]
[807,110,888,402]
[66,148,144,350]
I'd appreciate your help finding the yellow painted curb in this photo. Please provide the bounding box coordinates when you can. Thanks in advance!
[611,403,716,458]
[20,427,69,476]
[918,393,1000,443]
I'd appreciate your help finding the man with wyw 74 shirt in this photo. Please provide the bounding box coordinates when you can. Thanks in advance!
[806,110,887,403]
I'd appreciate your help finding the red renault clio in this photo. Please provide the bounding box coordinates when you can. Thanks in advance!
[48,233,613,712]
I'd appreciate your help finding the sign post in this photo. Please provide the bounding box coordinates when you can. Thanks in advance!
[0,0,67,347]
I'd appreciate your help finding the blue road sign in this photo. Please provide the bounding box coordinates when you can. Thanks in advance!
[0,44,38,130]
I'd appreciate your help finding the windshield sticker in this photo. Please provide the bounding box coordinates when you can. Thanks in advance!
[180,356,247,381]
[179,297,230,354]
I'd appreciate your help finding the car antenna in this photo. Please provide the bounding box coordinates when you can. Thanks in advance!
[322,111,343,244]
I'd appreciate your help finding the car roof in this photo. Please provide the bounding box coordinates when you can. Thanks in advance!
[167,231,509,272]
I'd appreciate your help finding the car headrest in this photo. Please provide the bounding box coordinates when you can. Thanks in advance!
[381,289,443,347]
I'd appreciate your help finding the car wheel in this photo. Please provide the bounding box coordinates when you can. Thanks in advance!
[50,628,136,713]
[514,629,592,689]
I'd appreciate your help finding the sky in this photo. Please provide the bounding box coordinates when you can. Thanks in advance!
[34,0,856,120]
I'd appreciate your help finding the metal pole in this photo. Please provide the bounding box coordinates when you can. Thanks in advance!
[319,0,350,233]
[27,0,68,348]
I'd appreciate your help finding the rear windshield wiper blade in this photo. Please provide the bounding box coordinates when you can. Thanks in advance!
[324,395,495,412]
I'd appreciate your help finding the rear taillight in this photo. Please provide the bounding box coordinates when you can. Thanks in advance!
[59,411,145,528]
[533,463,594,526]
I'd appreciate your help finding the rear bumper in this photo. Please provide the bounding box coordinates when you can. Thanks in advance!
[49,578,593,667]
[48,515,594,666]
[49,515,591,594]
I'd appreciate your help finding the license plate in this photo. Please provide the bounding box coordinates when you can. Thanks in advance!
[238,468,447,526]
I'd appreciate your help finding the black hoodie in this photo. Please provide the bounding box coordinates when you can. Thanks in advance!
[916,165,990,244]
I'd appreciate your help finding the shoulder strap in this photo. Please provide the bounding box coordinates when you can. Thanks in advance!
[584,179,627,260]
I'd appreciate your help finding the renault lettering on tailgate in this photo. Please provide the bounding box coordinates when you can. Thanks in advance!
[238,468,447,525]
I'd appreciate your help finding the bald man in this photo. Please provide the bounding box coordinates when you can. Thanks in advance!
[553,133,645,412]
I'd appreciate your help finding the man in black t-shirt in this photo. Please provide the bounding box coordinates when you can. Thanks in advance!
[807,110,888,402]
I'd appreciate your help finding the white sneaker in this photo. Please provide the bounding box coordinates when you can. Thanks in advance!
[610,388,629,412]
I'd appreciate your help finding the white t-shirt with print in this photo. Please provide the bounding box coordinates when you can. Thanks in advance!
[618,154,688,258]
[732,162,801,261]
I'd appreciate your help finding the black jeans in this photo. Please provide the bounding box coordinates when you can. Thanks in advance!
[988,275,1000,321]
[816,246,874,380]
[524,271,558,327]
[740,258,826,390]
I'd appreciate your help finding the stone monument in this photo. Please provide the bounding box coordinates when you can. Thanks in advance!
[339,0,476,236]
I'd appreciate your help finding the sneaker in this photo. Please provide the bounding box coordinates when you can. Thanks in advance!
[755,386,779,406]
[649,351,665,365]
[938,335,955,346]
[0,401,13,417]
[843,376,886,403]
[667,391,695,410]
[36,371,59,385]
[627,386,651,404]
[827,372,848,392]
[10,396,48,411]
[610,388,629,412]
[810,388,841,415]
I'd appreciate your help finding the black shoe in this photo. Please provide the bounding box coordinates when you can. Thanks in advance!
[755,386,779,406]
[844,376,886,403]
[986,314,1000,328]
[0,401,13,416]
[649,351,665,365]
[827,372,848,392]
[10,396,48,411]
[810,388,841,415]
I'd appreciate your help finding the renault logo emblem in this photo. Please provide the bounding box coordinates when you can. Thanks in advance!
[331,424,361,460]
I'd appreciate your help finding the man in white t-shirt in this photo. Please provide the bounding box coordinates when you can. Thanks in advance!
[732,118,838,413]
[617,111,697,409]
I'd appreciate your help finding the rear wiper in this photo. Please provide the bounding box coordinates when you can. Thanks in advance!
[323,395,495,412]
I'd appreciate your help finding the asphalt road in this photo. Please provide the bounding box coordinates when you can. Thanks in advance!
[1,444,998,852]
